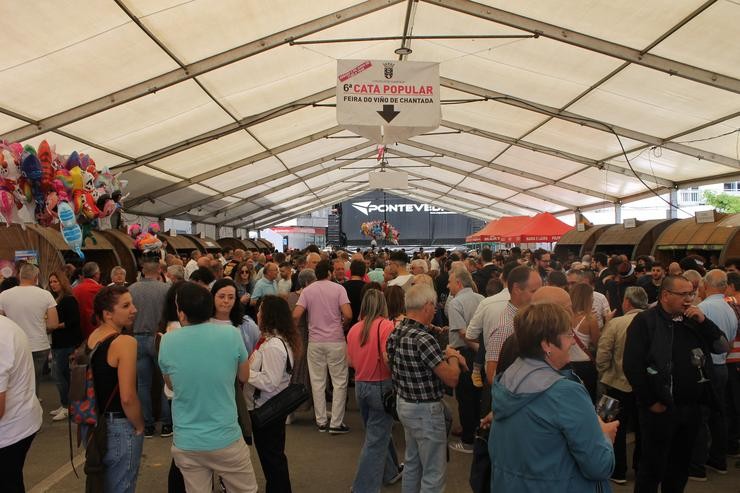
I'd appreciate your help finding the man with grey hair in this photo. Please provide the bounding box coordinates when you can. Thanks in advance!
[73,261,102,338]
[690,269,738,477]
[386,284,465,492]
[0,263,59,397]
[166,264,185,283]
[129,261,172,438]
[596,286,648,484]
[108,266,127,286]
[446,267,484,453]
[184,250,200,280]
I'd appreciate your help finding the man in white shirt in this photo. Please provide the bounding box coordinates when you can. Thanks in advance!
[184,250,201,280]
[387,251,413,292]
[277,262,293,296]
[0,263,58,396]
[0,315,43,492]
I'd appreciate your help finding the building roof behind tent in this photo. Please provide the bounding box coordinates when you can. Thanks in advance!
[1,0,739,229]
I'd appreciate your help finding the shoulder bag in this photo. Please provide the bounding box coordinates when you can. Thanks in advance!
[380,321,400,421]
[249,338,309,429]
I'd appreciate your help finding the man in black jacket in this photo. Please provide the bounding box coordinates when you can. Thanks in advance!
[624,275,729,492]
[473,248,499,295]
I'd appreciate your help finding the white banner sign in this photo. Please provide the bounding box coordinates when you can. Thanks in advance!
[336,59,440,144]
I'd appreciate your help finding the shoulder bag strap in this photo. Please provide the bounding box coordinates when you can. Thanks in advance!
[91,334,121,413]
[277,337,293,375]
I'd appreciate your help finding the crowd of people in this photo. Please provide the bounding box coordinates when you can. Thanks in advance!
[0,243,738,493]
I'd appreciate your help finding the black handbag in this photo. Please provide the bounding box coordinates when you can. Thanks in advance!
[469,427,491,493]
[249,338,309,429]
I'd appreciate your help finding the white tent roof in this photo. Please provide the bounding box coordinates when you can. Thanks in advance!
[2,0,739,231]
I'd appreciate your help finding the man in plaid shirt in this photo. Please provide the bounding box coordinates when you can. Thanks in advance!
[484,266,541,382]
[387,284,466,492]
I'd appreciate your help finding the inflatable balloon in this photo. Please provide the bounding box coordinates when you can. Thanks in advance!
[37,140,54,192]
[58,200,84,259]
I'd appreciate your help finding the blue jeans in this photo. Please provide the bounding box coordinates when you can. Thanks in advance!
[352,380,401,493]
[31,349,50,398]
[397,398,449,493]
[135,334,171,428]
[104,416,144,493]
[52,347,75,407]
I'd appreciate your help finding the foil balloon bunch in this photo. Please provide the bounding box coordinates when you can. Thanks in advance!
[360,220,399,245]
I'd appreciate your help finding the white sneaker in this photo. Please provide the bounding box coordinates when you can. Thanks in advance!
[49,406,65,416]
[285,413,294,425]
[52,408,69,421]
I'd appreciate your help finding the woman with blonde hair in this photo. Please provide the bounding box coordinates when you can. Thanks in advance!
[346,289,403,492]
[569,283,600,402]
[488,302,617,492]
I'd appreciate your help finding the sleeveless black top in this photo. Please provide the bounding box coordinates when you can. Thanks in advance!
[91,336,124,414]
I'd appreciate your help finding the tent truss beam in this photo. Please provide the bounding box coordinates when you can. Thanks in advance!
[399,140,616,202]
[207,158,377,226]
[405,180,507,216]
[125,126,345,208]
[440,120,676,188]
[426,0,740,95]
[390,153,556,212]
[440,78,740,172]
[239,186,368,230]
[1,0,402,143]
[113,88,336,176]
[388,148,578,209]
[156,144,375,219]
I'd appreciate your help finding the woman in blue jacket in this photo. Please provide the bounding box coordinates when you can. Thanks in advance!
[488,303,619,492]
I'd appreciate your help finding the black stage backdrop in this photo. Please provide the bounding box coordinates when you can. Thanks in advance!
[340,191,486,246]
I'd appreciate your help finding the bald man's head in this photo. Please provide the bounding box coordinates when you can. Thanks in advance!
[532,286,572,316]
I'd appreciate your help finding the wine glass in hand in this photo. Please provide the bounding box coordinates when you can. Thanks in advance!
[690,348,710,383]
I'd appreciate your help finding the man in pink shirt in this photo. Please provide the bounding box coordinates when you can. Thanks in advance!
[293,260,353,434]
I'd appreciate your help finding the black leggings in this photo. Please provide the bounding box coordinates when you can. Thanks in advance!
[0,433,36,493]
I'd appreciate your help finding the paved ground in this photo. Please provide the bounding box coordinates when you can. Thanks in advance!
[24,377,740,492]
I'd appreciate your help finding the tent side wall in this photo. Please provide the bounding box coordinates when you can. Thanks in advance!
[594,219,677,259]
[98,229,139,284]
[217,237,251,251]
[553,224,612,260]
[159,234,201,256]
[0,225,65,286]
[183,234,222,254]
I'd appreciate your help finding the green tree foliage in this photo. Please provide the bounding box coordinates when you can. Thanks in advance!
[703,190,740,213]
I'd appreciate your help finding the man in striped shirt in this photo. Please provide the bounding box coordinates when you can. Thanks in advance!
[484,266,541,383]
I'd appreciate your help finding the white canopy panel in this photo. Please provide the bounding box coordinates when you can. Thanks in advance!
[1,0,738,228]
